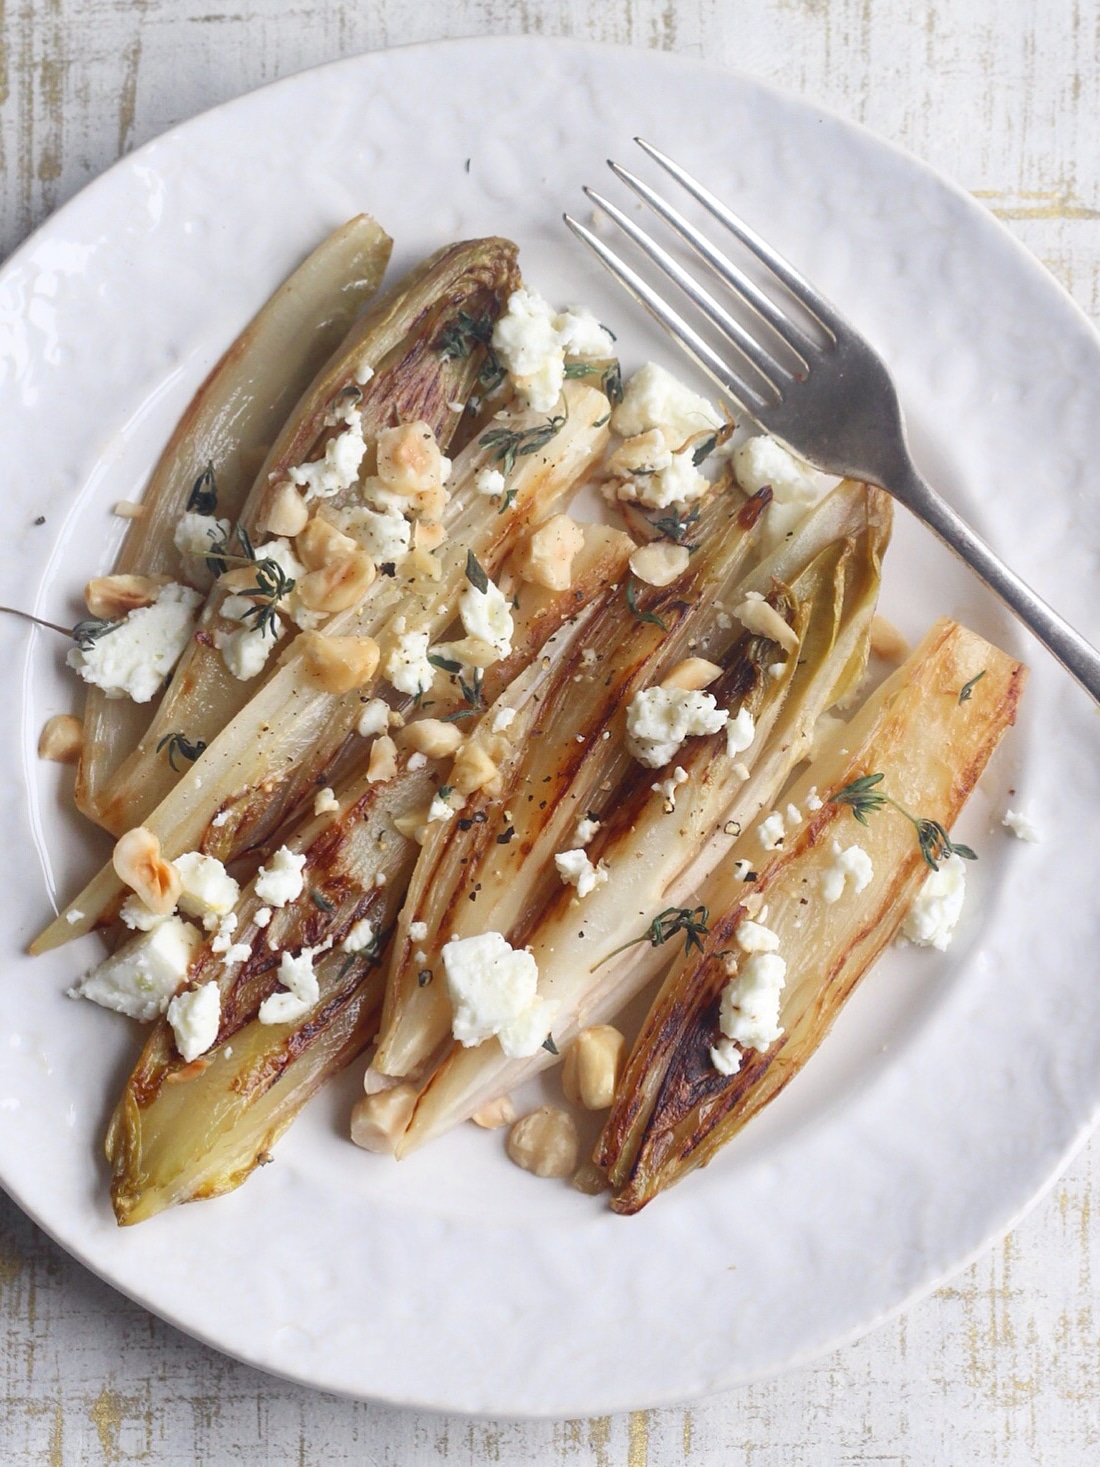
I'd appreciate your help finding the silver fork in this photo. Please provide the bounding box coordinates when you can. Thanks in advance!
[565,139,1100,705]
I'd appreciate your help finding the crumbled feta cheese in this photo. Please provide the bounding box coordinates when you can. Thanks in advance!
[254,906,272,928]
[652,765,689,811]
[71,916,202,1021]
[733,858,755,881]
[409,921,428,943]
[554,848,610,899]
[757,812,786,850]
[785,803,803,828]
[254,846,306,908]
[353,358,374,386]
[725,707,755,758]
[119,894,168,931]
[67,583,202,703]
[384,627,435,696]
[821,840,874,904]
[218,620,281,682]
[901,854,967,951]
[805,787,823,812]
[167,981,221,1062]
[313,787,339,816]
[492,289,614,414]
[736,919,781,954]
[442,931,558,1058]
[710,1037,744,1076]
[222,942,252,966]
[625,685,729,768]
[718,951,787,1051]
[1002,808,1041,843]
[356,698,390,737]
[342,918,375,954]
[459,577,514,660]
[491,705,518,734]
[427,791,456,824]
[475,467,507,498]
[572,815,601,847]
[732,434,832,544]
[612,361,723,447]
[288,402,367,501]
[259,946,321,1025]
[209,911,238,954]
[172,851,239,923]
[334,504,411,565]
[407,752,428,772]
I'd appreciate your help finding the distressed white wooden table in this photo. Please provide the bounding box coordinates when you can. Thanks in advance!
[3,3,1099,1462]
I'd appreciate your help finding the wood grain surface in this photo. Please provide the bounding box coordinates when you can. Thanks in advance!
[3,2,1098,1462]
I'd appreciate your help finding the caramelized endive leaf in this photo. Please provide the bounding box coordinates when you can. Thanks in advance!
[76,215,394,820]
[33,380,612,953]
[395,483,892,1153]
[90,237,520,835]
[600,619,1025,1213]
[103,522,634,1222]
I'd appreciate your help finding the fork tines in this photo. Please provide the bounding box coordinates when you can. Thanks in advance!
[565,138,838,415]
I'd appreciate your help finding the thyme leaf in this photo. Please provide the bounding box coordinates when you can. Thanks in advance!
[830,772,978,871]
[958,670,986,704]
[464,549,489,595]
[651,503,701,546]
[187,461,219,515]
[562,358,623,404]
[428,652,462,675]
[156,731,207,771]
[624,575,667,631]
[435,310,494,361]
[71,616,123,649]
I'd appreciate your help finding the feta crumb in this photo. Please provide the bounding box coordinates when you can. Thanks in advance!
[732,434,832,544]
[736,919,781,954]
[718,951,787,1051]
[442,931,558,1058]
[821,840,874,904]
[652,765,689,811]
[334,504,411,565]
[625,685,729,768]
[572,815,601,847]
[259,946,321,1025]
[475,467,507,498]
[384,627,435,696]
[491,705,518,734]
[409,921,428,943]
[554,849,610,899]
[313,786,339,816]
[342,918,375,955]
[288,402,367,501]
[71,917,202,1021]
[757,811,786,850]
[66,910,83,926]
[356,698,391,737]
[427,791,456,824]
[222,942,252,967]
[407,752,428,772]
[254,906,272,929]
[174,511,231,586]
[172,851,239,923]
[733,858,755,881]
[1002,808,1041,843]
[710,1037,744,1076]
[612,361,723,447]
[459,576,514,660]
[805,787,823,812]
[209,911,239,954]
[254,846,307,908]
[66,583,202,703]
[167,981,221,1062]
[119,895,167,931]
[492,289,614,413]
[901,853,967,951]
[725,706,755,758]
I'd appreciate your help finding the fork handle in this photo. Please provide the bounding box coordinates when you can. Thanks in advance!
[895,459,1100,704]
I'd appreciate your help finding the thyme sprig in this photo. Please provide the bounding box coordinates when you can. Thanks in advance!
[207,524,295,638]
[435,310,494,361]
[594,905,710,970]
[958,670,986,704]
[156,731,207,771]
[830,772,978,871]
[651,504,701,546]
[479,411,566,477]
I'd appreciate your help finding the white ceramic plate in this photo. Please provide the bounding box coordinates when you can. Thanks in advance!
[1,37,1098,1418]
